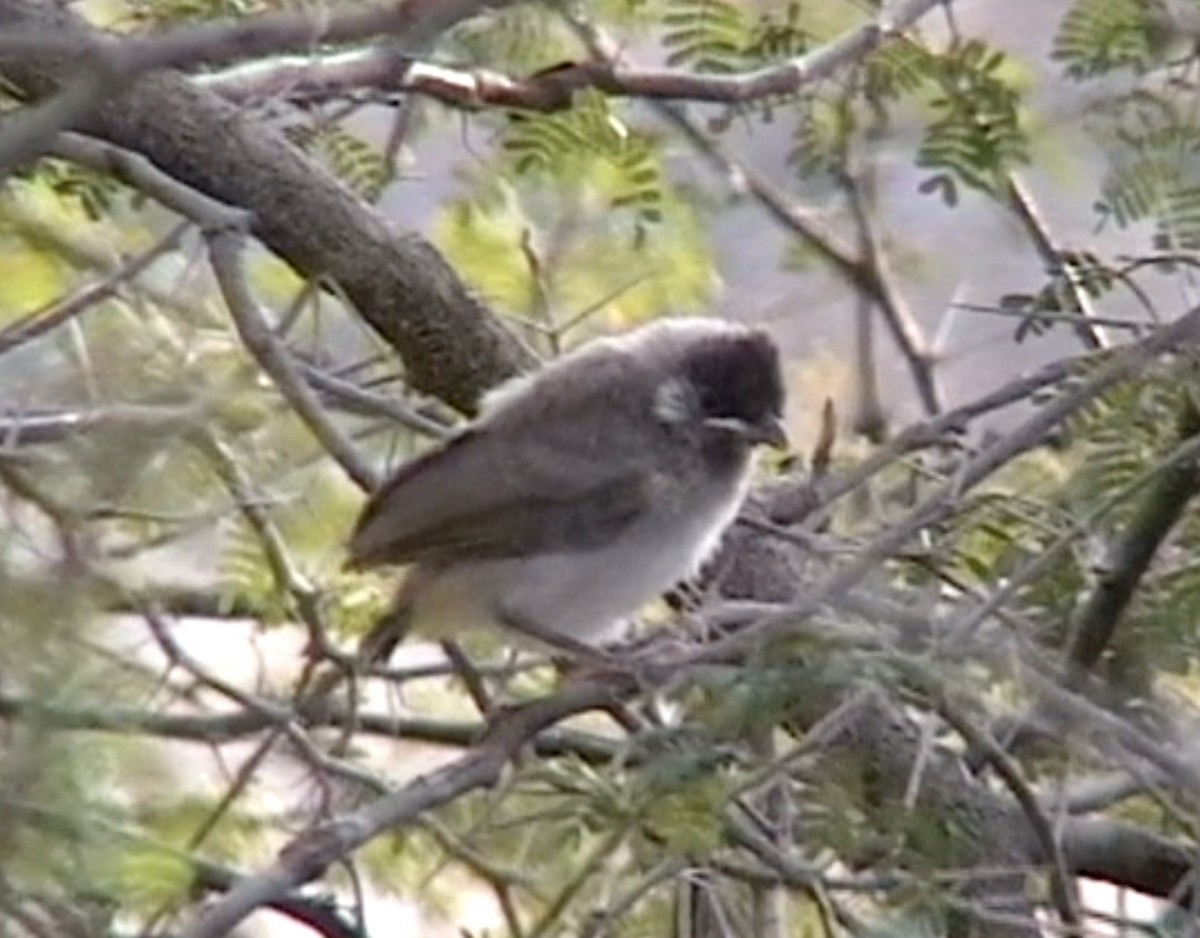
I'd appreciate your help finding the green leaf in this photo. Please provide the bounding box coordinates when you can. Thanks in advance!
[1053,0,1158,78]
[916,42,1029,198]
[662,0,751,72]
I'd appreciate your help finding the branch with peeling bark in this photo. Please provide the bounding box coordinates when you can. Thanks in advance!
[0,0,528,177]
[0,0,945,111]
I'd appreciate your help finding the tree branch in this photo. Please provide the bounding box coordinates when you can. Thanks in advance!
[0,0,520,85]
[176,677,631,938]
[6,798,362,938]
[1062,817,1200,908]
[0,0,535,415]
[0,690,622,764]
[1065,391,1200,680]
[0,0,944,111]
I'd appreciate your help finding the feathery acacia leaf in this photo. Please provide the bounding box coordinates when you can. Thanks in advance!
[917,40,1029,199]
[1053,0,1158,78]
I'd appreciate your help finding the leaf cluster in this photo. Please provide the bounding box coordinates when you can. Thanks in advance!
[1053,0,1167,79]
[661,0,811,74]
[916,39,1030,203]
[502,89,665,237]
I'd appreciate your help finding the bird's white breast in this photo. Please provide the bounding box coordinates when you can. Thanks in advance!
[414,468,751,645]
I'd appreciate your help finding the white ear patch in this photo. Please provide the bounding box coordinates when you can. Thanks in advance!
[653,377,692,425]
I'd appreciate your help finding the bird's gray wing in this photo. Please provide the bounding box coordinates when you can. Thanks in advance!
[347,355,658,568]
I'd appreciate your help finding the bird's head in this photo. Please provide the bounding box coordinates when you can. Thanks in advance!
[653,325,788,452]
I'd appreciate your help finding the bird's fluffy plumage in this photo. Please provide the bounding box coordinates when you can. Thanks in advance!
[347,316,785,646]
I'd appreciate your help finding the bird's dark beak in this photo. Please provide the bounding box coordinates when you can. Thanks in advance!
[750,414,789,449]
[704,415,789,449]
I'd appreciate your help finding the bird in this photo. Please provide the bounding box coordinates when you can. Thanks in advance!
[345,316,788,662]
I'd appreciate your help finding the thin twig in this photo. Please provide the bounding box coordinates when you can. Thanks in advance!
[0,222,188,355]
[1002,175,1112,352]
[295,358,453,439]
[5,798,362,938]
[206,226,378,491]
[175,677,632,938]
[947,412,1200,653]
[922,682,1083,934]
[189,0,946,109]
[0,73,120,180]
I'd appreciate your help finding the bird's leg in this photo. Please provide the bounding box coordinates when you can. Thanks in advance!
[439,639,496,717]
[496,610,618,670]
[492,612,696,715]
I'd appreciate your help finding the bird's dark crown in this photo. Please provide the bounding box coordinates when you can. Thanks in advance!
[683,330,784,425]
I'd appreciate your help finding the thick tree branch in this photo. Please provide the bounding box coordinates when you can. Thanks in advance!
[1062,817,1200,908]
[0,0,535,415]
